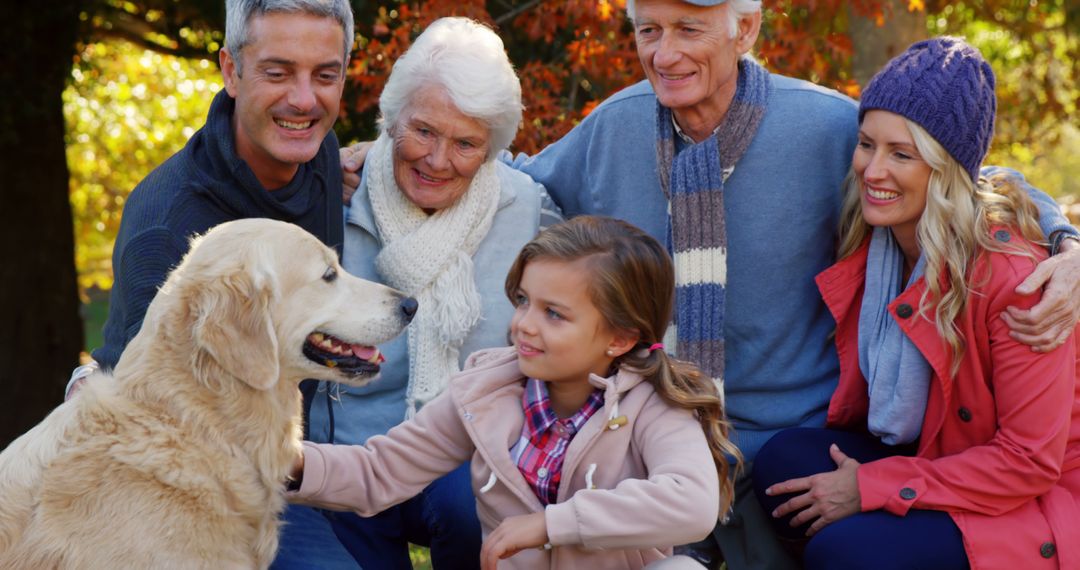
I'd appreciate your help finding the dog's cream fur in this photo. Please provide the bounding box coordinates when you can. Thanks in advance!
[0,219,411,569]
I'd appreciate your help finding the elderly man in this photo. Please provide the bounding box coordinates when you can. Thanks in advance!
[502,0,1080,568]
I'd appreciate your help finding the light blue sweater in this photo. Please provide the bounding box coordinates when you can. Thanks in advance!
[509,75,1074,460]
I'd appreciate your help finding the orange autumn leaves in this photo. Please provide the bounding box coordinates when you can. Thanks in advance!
[342,0,891,154]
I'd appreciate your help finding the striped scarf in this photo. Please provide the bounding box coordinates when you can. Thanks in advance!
[655,56,771,395]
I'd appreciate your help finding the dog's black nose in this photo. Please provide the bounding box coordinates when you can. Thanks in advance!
[400,297,419,322]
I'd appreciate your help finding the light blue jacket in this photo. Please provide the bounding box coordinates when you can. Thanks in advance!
[509,75,1075,460]
[308,161,559,445]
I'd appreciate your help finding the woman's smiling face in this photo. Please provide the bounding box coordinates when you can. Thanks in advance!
[854,110,933,243]
[391,84,491,214]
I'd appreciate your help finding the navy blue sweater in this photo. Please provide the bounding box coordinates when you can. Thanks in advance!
[93,91,343,370]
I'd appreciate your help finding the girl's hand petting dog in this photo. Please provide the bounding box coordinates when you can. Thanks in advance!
[480,512,549,569]
[766,444,861,536]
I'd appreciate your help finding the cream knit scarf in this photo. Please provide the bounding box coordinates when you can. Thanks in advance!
[368,133,500,416]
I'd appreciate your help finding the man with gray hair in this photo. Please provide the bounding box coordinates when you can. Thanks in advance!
[90,0,350,375]
[75,0,361,566]
[504,0,1080,568]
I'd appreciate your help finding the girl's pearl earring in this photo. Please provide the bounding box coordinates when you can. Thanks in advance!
[606,349,614,356]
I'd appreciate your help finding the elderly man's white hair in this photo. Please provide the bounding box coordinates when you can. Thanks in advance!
[378,17,523,160]
[225,0,355,74]
[626,0,761,38]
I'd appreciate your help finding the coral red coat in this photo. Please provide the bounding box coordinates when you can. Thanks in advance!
[816,230,1080,570]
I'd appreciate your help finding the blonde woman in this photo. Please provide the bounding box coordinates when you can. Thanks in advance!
[752,38,1079,569]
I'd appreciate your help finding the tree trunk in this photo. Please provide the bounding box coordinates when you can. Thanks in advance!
[0,2,84,447]
[850,0,928,86]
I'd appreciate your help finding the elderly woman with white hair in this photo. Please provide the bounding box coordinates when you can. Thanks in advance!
[272,17,558,570]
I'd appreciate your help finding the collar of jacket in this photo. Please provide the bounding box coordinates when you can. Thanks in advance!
[345,162,519,238]
[816,236,956,437]
[447,346,648,509]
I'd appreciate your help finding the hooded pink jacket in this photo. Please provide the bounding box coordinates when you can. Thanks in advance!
[818,229,1080,569]
[290,347,721,569]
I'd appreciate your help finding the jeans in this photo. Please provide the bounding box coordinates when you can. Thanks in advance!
[752,428,969,569]
[682,467,800,570]
[271,461,481,570]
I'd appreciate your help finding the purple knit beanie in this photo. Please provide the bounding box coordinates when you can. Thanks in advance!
[859,37,996,183]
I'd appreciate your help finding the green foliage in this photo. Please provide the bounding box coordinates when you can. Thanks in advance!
[65,40,220,294]
[929,0,1079,200]
[409,544,432,569]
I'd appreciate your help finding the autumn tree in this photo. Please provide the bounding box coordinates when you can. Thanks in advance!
[1,2,86,447]
[67,43,222,297]
[0,0,221,447]
[338,0,903,151]
[927,0,1077,197]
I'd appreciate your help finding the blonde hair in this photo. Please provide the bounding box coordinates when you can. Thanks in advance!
[837,119,1043,375]
[504,216,742,516]
[378,17,522,160]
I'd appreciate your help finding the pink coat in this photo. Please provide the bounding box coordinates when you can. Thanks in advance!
[290,347,721,569]
[817,230,1080,569]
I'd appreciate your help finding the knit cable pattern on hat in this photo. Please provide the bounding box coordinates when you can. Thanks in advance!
[368,133,500,417]
[858,36,996,183]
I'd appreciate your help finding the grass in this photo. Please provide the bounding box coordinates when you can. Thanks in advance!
[409,545,432,569]
[81,291,109,353]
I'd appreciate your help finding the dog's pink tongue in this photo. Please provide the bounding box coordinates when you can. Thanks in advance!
[351,344,380,362]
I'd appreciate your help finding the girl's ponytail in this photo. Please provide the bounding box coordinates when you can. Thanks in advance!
[619,344,742,517]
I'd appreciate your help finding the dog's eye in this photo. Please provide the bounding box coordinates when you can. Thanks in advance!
[322,267,338,283]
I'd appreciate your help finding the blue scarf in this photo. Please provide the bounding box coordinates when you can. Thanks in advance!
[858,227,932,445]
[655,56,771,389]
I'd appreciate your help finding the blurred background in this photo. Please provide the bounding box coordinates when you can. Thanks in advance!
[2,0,1076,449]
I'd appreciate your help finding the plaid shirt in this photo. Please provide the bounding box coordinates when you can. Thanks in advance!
[510,378,605,505]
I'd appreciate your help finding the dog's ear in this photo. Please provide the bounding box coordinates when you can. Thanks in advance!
[191,256,281,391]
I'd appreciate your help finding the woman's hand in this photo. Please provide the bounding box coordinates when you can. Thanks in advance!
[766,444,861,536]
[1003,241,1080,352]
[340,141,373,204]
[480,512,549,569]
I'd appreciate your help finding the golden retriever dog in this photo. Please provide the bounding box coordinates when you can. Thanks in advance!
[0,219,415,569]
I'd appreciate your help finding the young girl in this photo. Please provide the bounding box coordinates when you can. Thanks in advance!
[287,215,740,569]
[752,38,1080,569]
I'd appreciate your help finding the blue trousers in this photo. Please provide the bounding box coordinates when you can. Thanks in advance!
[751,428,969,570]
[271,462,481,570]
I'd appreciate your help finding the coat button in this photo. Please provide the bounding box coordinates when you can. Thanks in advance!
[896,304,914,319]
[994,229,1011,242]
[1040,542,1056,558]
[899,487,917,500]
[958,407,972,422]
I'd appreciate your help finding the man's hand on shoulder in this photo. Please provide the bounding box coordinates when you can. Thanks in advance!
[340,141,373,204]
[1003,235,1080,352]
